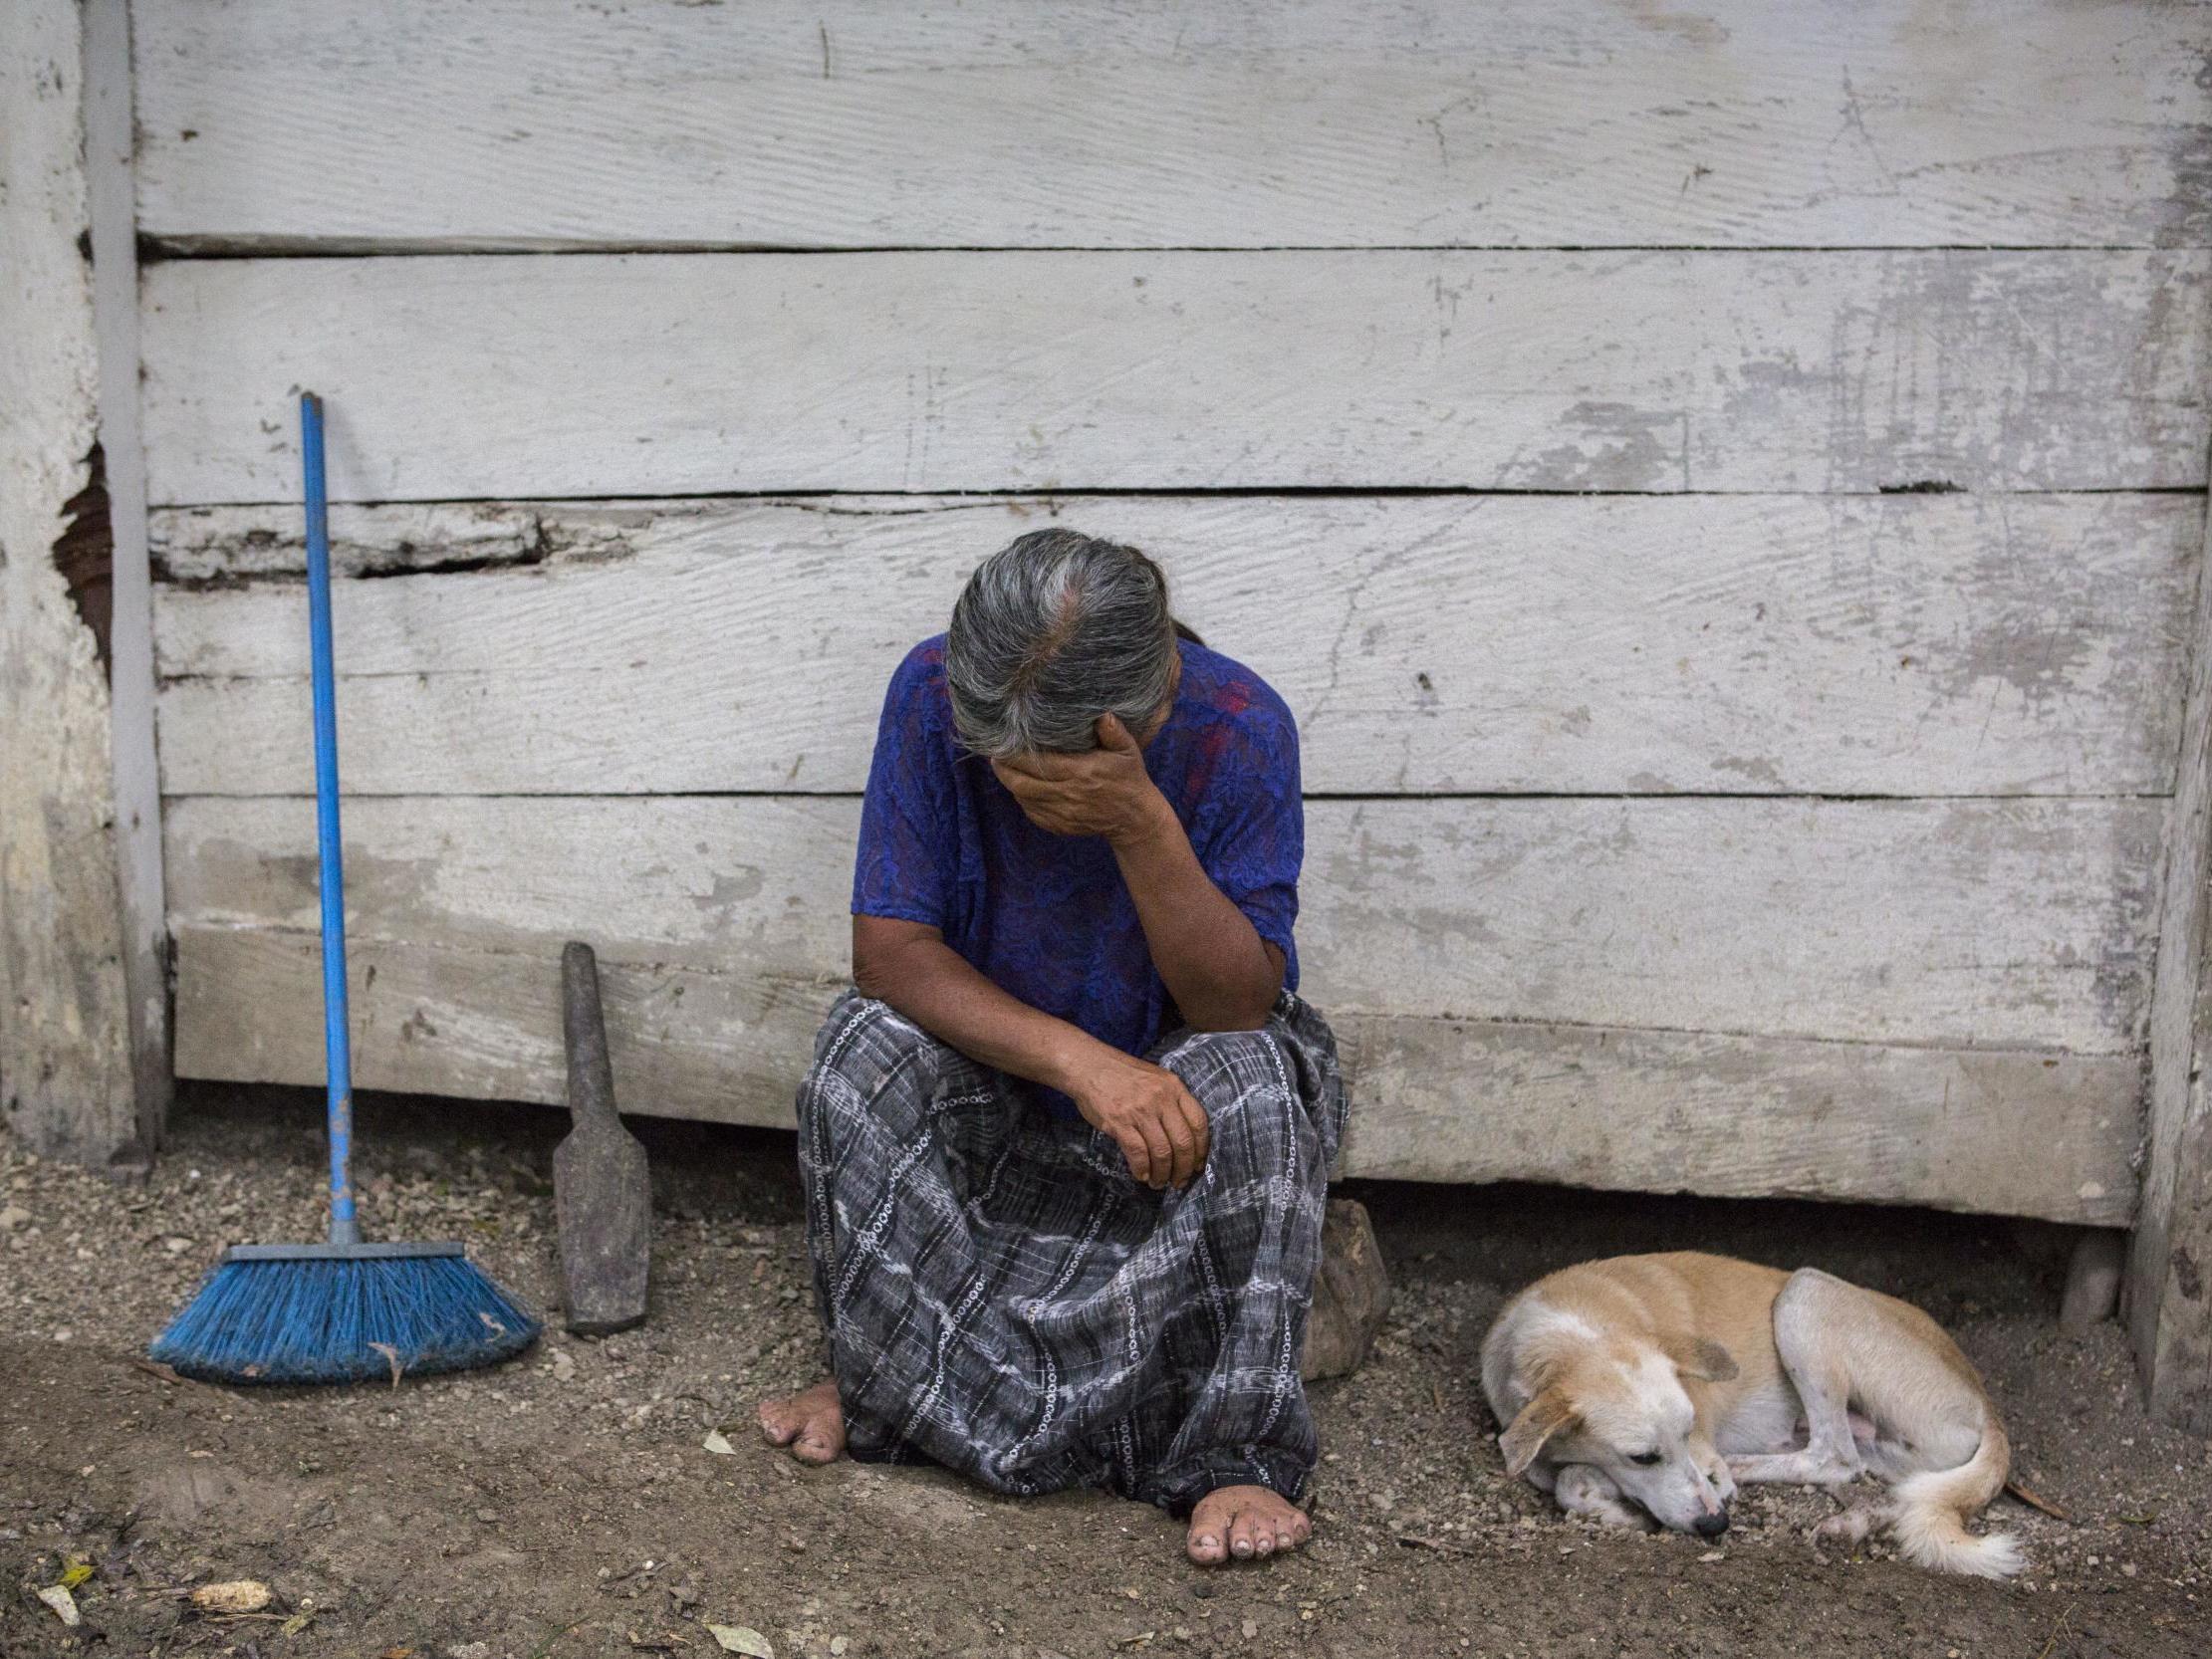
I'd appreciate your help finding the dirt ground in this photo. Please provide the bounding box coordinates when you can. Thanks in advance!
[3,1085,2208,1659]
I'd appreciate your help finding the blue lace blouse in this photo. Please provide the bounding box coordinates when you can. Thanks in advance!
[852,634,1304,1117]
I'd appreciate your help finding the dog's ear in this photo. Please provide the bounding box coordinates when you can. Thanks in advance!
[1499,1386,1578,1478]
[1664,1336,1739,1383]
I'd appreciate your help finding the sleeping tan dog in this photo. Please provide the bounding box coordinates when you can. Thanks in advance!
[1480,1252,2022,1577]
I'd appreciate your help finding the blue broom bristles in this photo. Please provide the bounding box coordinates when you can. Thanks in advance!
[149,1253,540,1385]
[148,397,544,1390]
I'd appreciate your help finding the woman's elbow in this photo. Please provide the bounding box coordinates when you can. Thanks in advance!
[1206,1004,1273,1033]
[1183,972,1282,1033]
[853,950,892,1004]
[852,915,936,1004]
[1203,944,1289,1031]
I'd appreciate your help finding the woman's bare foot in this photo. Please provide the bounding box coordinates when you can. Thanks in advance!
[1186,1485,1313,1565]
[757,1378,847,1464]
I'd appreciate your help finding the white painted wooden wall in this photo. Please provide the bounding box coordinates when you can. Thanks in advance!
[139,0,2212,1226]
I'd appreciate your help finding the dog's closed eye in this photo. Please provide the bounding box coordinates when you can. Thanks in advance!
[1629,1451,1662,1466]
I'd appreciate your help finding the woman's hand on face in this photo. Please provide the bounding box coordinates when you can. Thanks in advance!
[1065,1045,1210,1189]
[991,714,1172,845]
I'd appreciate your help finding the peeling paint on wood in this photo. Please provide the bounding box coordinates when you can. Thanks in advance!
[151,501,587,585]
[164,793,2159,1056]
[131,1,2212,251]
[0,0,138,1167]
[149,493,2200,799]
[138,251,2211,504]
[52,446,113,676]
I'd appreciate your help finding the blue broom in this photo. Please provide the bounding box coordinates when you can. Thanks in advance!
[149,391,539,1384]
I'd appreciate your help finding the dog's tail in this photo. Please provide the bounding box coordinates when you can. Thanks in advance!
[1886,1410,2024,1579]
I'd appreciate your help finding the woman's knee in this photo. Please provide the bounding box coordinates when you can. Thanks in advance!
[1161,1029,1318,1173]
[1160,1028,1285,1095]
[798,993,941,1138]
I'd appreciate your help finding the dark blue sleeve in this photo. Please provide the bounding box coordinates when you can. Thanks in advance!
[1194,694,1305,992]
[852,645,955,929]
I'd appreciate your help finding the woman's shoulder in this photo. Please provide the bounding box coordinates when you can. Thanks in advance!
[883,633,953,712]
[874,634,959,753]
[892,633,950,685]
[1177,638,1297,742]
[1171,640,1301,801]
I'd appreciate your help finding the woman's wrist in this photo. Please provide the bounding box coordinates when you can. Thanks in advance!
[1037,1024,1117,1097]
[1105,782,1179,856]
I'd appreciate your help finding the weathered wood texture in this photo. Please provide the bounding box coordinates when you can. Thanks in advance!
[2141,916,2212,1426]
[87,0,170,1161]
[166,794,2157,1056]
[130,1,2212,251]
[138,251,2212,504]
[0,0,140,1167]
[2131,472,2212,1430]
[149,493,2202,799]
[131,0,2212,1360]
[1340,1018,2137,1225]
[167,925,2140,1226]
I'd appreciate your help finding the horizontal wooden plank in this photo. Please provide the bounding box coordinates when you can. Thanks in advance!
[150,493,2202,798]
[132,1,2212,250]
[165,794,2159,1053]
[138,251,2212,504]
[168,924,2141,1224]
[171,926,833,1135]
[1336,1014,2138,1224]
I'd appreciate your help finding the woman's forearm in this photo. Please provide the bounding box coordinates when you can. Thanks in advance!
[985,716,1283,1032]
[853,916,1106,1091]
[1109,795,1283,1031]
[853,914,1215,1188]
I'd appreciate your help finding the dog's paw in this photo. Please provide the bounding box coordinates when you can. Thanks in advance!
[1814,1506,1882,1547]
[1572,1499,1656,1532]
[1554,1466,1656,1531]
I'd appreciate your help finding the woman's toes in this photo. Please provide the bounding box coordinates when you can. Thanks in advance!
[757,1403,798,1446]
[1228,1509,1260,1557]
[1191,1489,1310,1565]
[1186,1494,1233,1564]
[760,1381,844,1464]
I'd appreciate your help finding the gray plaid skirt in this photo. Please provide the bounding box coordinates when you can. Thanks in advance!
[795,990,1348,1517]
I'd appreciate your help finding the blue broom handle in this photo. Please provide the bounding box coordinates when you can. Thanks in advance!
[301,393,359,1248]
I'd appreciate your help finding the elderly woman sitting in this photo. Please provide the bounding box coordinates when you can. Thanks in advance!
[758,529,1346,1566]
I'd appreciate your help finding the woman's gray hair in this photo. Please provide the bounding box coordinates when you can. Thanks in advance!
[945,529,1184,758]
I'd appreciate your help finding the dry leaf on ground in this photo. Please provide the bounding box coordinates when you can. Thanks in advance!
[707,1624,774,1657]
[702,1430,736,1455]
[190,1579,273,1613]
[36,1585,81,1626]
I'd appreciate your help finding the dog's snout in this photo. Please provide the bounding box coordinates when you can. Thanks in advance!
[1692,1508,1730,1539]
